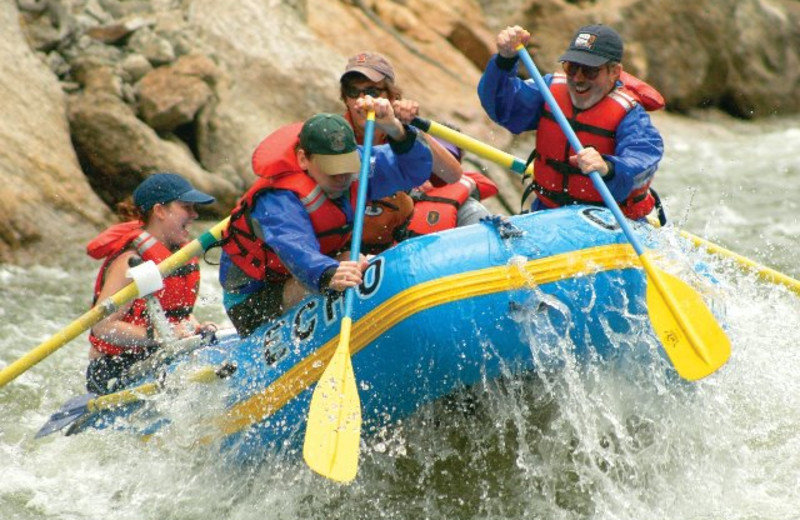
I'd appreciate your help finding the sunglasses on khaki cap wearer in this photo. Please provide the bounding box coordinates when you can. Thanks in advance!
[343,85,389,99]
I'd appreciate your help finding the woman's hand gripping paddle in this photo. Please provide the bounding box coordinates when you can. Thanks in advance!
[516,45,730,380]
[302,111,376,482]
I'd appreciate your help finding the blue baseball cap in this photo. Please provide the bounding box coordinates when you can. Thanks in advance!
[133,173,215,212]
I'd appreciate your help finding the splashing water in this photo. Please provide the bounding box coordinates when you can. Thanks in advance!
[2,114,800,519]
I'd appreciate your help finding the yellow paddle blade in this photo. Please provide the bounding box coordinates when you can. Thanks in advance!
[642,255,731,381]
[303,318,362,483]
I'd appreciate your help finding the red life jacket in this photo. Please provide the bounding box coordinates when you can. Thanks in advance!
[362,172,498,252]
[220,122,359,281]
[619,71,665,112]
[87,222,200,356]
[529,72,657,220]
[403,171,498,237]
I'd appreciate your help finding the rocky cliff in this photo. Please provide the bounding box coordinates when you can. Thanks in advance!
[2,0,799,263]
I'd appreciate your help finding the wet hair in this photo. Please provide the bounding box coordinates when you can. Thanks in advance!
[339,72,403,103]
[115,197,148,222]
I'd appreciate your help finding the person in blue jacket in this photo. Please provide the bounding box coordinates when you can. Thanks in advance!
[218,96,433,336]
[478,24,664,220]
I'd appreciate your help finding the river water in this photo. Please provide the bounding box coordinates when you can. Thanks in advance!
[1,112,799,519]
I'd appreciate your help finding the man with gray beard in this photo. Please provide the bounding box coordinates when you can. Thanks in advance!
[478,24,664,221]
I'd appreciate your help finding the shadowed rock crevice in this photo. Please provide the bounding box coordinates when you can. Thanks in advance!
[173,120,201,163]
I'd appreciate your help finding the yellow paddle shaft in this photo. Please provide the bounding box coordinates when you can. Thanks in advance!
[87,365,222,413]
[421,118,534,177]
[644,216,800,296]
[680,230,800,296]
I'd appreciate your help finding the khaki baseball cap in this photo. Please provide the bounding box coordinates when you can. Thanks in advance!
[341,52,396,83]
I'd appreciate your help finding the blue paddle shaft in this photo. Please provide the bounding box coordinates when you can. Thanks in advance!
[343,115,376,318]
[516,49,645,256]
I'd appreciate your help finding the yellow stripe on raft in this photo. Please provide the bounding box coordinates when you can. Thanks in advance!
[211,243,639,437]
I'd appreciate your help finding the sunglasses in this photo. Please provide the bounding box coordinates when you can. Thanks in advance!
[562,62,607,80]
[344,86,388,99]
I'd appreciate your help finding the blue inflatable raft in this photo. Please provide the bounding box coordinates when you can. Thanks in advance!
[42,206,687,463]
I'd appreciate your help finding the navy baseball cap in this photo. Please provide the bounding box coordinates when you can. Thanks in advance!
[133,173,215,212]
[559,25,623,67]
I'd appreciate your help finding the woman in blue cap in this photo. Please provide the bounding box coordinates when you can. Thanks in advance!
[85,173,218,395]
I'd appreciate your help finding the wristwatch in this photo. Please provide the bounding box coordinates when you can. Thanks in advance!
[319,267,336,291]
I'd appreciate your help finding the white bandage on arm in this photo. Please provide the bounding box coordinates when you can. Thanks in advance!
[126,260,164,297]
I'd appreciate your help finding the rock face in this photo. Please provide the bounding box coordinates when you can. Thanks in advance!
[504,0,800,118]
[0,0,109,263]
[2,0,799,262]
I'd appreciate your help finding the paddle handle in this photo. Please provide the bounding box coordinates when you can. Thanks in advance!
[515,47,645,256]
[343,111,376,319]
